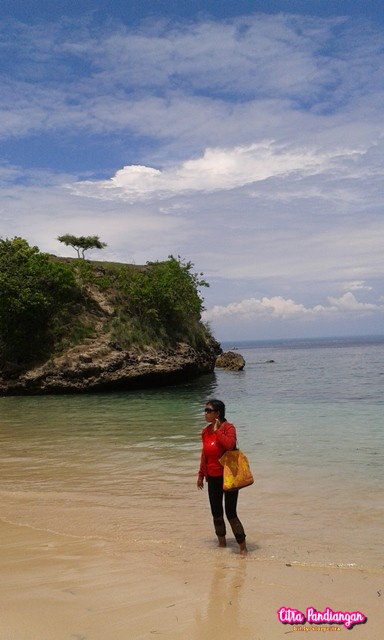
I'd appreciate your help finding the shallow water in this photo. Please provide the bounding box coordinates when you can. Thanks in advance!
[1,336,383,569]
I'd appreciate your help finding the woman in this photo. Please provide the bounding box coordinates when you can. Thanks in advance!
[197,399,248,554]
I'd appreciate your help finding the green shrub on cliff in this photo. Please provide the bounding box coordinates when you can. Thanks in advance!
[0,237,77,365]
[112,256,209,347]
[0,238,212,369]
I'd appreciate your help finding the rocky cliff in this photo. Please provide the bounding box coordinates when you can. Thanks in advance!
[0,283,221,394]
[0,339,219,395]
[0,251,221,395]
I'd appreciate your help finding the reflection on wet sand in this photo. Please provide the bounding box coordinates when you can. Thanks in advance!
[194,557,253,640]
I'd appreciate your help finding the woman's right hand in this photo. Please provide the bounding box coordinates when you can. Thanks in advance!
[196,475,204,490]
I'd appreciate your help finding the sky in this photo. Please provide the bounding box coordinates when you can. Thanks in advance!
[1,1,384,341]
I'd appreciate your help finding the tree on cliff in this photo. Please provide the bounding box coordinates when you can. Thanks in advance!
[0,237,76,364]
[57,234,107,259]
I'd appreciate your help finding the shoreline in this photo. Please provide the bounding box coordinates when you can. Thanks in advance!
[1,519,382,640]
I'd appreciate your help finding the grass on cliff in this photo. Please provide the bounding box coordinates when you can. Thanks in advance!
[0,237,214,371]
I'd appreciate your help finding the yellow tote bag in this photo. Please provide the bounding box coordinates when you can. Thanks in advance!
[219,449,254,491]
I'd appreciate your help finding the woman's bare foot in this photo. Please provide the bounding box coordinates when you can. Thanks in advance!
[239,541,248,555]
[217,536,227,547]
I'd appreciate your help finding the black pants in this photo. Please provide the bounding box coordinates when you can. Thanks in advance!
[207,475,246,544]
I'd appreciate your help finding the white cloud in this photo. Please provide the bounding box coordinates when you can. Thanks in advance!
[1,12,384,339]
[203,292,384,322]
[327,292,381,312]
[341,281,373,292]
[1,13,383,147]
[71,141,368,201]
[204,296,311,320]
[0,163,24,185]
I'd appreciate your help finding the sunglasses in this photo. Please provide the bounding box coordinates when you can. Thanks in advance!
[204,408,215,413]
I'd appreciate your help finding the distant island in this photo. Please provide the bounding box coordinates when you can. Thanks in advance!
[0,238,220,395]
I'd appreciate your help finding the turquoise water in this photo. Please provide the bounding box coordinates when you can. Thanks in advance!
[1,336,383,569]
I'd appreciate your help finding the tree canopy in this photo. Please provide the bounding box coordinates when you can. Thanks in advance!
[0,238,212,371]
[57,234,107,259]
[112,255,209,347]
[0,237,77,364]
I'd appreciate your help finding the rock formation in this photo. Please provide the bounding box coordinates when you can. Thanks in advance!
[0,258,221,395]
[0,339,220,395]
[215,351,245,371]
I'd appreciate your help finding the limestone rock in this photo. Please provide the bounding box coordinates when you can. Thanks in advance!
[0,257,222,395]
[215,351,245,371]
[0,339,221,396]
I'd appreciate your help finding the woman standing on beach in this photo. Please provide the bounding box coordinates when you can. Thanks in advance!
[197,399,248,555]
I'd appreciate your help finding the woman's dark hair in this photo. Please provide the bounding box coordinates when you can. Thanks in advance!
[206,398,226,421]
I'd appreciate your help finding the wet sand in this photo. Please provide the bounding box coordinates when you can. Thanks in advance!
[1,519,383,640]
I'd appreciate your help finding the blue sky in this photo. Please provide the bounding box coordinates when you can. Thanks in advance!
[1,1,384,341]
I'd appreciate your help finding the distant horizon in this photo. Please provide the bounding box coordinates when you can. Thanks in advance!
[220,333,384,346]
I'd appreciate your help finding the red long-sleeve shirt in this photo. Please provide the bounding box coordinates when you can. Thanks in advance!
[198,421,237,478]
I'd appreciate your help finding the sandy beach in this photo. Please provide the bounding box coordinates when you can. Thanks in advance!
[1,369,383,640]
[1,518,382,640]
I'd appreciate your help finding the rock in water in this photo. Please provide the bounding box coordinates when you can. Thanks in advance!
[215,351,245,371]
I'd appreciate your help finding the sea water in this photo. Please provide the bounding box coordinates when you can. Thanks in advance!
[0,336,383,570]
